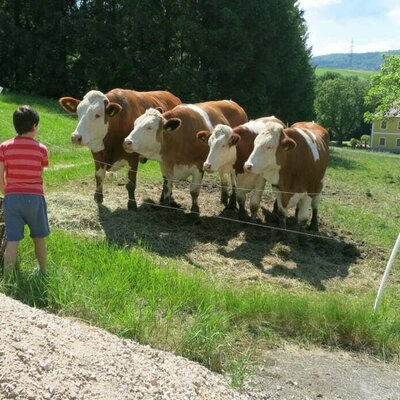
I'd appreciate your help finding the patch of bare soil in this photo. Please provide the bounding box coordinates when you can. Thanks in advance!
[245,346,400,400]
[47,176,383,293]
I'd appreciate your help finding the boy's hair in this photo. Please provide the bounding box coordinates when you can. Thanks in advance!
[13,105,40,135]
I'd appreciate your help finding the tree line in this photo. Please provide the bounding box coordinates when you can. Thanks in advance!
[0,0,315,122]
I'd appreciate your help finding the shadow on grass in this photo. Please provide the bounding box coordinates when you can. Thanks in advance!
[329,150,360,170]
[1,267,49,308]
[97,199,360,290]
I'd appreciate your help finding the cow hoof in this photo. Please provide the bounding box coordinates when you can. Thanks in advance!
[226,200,237,210]
[127,199,137,211]
[238,211,248,221]
[190,205,200,215]
[307,223,318,232]
[169,200,182,209]
[94,193,104,204]
[221,194,229,207]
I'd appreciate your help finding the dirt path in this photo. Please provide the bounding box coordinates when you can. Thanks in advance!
[1,294,400,400]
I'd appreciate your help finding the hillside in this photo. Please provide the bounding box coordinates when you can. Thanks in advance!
[315,67,373,80]
[312,49,400,71]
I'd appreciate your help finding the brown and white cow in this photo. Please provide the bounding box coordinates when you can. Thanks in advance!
[197,117,286,221]
[59,89,181,209]
[244,122,329,230]
[123,101,248,213]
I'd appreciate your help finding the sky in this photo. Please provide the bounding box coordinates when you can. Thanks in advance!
[298,0,400,56]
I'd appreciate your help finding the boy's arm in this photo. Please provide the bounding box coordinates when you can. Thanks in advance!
[0,161,5,195]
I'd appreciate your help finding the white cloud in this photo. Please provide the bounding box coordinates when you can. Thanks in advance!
[314,40,395,56]
[387,8,400,24]
[298,0,341,10]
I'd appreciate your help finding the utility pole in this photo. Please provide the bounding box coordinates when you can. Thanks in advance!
[349,39,354,69]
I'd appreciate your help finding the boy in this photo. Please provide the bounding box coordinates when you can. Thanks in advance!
[0,105,50,279]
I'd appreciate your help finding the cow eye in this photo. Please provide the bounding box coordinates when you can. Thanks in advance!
[95,114,101,119]
[147,126,152,131]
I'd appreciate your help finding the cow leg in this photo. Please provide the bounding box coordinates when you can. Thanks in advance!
[236,189,247,220]
[228,172,237,209]
[249,177,265,221]
[276,193,288,229]
[309,195,321,232]
[219,172,229,207]
[296,195,312,230]
[159,176,168,203]
[126,153,139,210]
[190,170,203,214]
[94,166,105,204]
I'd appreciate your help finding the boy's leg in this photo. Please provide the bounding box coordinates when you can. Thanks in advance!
[4,241,19,279]
[33,237,47,274]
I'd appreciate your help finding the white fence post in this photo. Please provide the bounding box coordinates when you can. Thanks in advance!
[373,233,400,312]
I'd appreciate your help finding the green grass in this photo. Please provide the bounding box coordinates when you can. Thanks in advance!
[322,147,400,249]
[1,91,400,386]
[315,67,374,80]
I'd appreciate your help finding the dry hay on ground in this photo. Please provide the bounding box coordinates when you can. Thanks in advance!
[47,177,384,293]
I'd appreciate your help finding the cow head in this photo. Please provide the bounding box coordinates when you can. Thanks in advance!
[199,124,237,173]
[59,90,122,152]
[244,122,296,176]
[123,108,181,161]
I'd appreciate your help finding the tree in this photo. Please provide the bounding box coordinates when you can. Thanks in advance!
[364,55,400,122]
[314,75,370,145]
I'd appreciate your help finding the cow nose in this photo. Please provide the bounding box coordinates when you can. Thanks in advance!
[123,139,133,152]
[203,162,211,171]
[244,162,253,172]
[71,134,82,145]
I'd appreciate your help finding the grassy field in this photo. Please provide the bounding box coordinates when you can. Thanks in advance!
[315,67,374,80]
[1,92,400,386]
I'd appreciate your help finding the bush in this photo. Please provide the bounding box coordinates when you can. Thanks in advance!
[350,138,360,148]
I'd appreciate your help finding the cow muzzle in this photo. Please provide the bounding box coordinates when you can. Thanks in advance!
[203,162,212,172]
[123,138,135,153]
[71,133,83,145]
[244,162,254,173]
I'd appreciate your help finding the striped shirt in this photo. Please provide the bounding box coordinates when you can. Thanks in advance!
[0,136,48,196]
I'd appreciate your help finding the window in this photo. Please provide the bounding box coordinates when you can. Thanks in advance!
[397,138,400,147]
[379,137,386,146]
[380,121,387,129]
[398,121,400,130]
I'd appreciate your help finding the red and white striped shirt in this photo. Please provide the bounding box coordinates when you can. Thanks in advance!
[0,136,48,196]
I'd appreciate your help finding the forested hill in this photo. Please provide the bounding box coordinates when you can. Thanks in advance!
[312,50,400,71]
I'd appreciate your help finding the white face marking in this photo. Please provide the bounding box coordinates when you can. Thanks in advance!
[204,125,236,173]
[242,120,269,134]
[124,108,162,161]
[295,128,320,161]
[181,104,214,131]
[73,90,109,152]
[245,122,283,179]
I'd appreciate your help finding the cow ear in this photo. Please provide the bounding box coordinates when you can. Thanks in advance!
[106,102,122,117]
[164,118,181,132]
[59,97,80,113]
[155,106,164,113]
[196,130,211,143]
[228,133,240,146]
[281,131,296,151]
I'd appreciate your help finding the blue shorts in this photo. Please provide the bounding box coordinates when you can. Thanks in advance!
[3,194,50,241]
